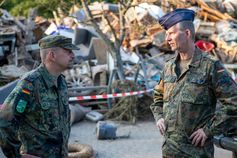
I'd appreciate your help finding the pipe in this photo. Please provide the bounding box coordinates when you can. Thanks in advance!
[214,135,237,158]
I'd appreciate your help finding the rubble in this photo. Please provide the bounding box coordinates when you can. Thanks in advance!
[68,143,94,158]
[0,2,236,157]
[1,0,237,115]
[0,65,28,86]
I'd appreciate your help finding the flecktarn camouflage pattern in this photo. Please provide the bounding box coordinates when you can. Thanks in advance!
[39,35,79,50]
[150,47,237,158]
[0,64,70,158]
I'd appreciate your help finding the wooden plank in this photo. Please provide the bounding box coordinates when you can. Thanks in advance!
[130,38,152,47]
[199,11,222,22]
[146,24,163,36]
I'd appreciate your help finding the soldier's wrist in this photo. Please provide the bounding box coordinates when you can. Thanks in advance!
[155,115,163,123]
[203,127,213,138]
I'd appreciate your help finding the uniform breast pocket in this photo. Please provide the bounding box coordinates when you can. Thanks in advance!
[163,76,176,102]
[181,77,208,104]
[40,99,60,130]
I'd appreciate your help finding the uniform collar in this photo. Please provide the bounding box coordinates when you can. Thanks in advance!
[172,46,203,68]
[189,46,203,68]
[38,64,63,89]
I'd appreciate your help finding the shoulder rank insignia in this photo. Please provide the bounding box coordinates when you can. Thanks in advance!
[16,99,27,113]
[217,68,225,73]
[22,89,31,95]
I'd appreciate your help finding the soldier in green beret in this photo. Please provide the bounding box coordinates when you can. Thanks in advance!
[150,9,237,158]
[0,35,79,157]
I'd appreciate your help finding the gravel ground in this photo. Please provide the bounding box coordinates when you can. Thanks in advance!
[69,120,232,158]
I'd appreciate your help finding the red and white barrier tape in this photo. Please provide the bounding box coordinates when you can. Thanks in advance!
[69,89,153,101]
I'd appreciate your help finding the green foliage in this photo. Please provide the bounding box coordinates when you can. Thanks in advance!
[1,0,80,18]
[11,1,38,17]
[89,0,117,2]
[1,0,119,18]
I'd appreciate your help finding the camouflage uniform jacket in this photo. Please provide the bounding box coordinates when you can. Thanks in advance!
[150,47,237,158]
[0,65,71,158]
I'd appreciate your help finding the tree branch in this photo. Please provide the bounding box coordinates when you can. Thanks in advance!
[118,0,133,46]
[80,0,117,58]
[102,13,120,44]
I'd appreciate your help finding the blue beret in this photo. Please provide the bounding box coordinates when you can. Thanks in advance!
[159,9,195,30]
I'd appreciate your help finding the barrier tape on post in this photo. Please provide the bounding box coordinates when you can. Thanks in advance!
[69,89,153,101]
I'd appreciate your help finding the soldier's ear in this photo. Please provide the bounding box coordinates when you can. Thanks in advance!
[185,29,192,39]
[47,50,56,61]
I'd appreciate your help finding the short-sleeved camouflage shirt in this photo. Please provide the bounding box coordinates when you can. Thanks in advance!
[150,47,237,158]
[0,65,70,158]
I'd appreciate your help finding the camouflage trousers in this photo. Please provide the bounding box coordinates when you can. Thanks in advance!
[162,138,214,158]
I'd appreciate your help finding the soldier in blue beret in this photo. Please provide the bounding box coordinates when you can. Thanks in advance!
[159,8,195,30]
[0,35,79,157]
[150,8,237,158]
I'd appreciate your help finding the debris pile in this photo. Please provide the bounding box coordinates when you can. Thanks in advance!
[1,0,237,121]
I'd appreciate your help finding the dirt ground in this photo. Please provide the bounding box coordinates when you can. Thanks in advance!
[69,120,233,158]
[0,120,233,158]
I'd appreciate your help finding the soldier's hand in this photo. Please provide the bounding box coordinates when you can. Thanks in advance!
[190,128,207,147]
[156,118,166,135]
